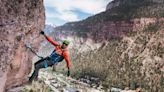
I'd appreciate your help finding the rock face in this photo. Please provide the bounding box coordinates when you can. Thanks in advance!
[106,0,163,11]
[0,0,45,91]
[106,0,120,10]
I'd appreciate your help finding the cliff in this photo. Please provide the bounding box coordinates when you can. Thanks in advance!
[0,0,45,91]
[53,0,163,43]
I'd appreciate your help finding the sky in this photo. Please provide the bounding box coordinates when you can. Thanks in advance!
[44,0,112,26]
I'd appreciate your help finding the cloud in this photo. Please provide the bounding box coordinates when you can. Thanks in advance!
[44,0,111,25]
[46,10,79,21]
[45,0,109,14]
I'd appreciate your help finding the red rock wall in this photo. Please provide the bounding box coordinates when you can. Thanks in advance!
[0,0,45,91]
[54,18,159,43]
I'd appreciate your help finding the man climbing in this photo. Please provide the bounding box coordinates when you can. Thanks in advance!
[29,31,71,82]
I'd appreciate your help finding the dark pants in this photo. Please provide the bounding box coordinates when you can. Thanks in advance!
[29,57,54,82]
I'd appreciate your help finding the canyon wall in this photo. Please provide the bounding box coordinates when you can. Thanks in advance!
[0,0,45,91]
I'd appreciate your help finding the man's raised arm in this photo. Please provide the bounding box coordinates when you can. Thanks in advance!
[63,51,71,77]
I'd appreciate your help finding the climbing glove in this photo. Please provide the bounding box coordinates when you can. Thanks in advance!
[67,69,70,77]
[40,31,45,35]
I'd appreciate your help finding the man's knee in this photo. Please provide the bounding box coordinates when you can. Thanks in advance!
[34,59,44,68]
[34,63,41,70]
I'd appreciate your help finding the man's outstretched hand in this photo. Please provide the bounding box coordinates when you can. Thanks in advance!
[40,31,45,35]
[67,69,70,77]
[66,69,70,80]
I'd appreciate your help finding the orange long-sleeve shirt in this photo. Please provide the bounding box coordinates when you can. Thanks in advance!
[45,35,71,68]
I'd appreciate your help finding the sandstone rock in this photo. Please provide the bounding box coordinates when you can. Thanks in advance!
[0,0,45,91]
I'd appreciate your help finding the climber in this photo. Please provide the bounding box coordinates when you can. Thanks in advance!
[29,31,71,82]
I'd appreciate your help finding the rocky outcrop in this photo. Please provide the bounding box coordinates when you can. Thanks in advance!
[106,0,120,10]
[0,0,45,91]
